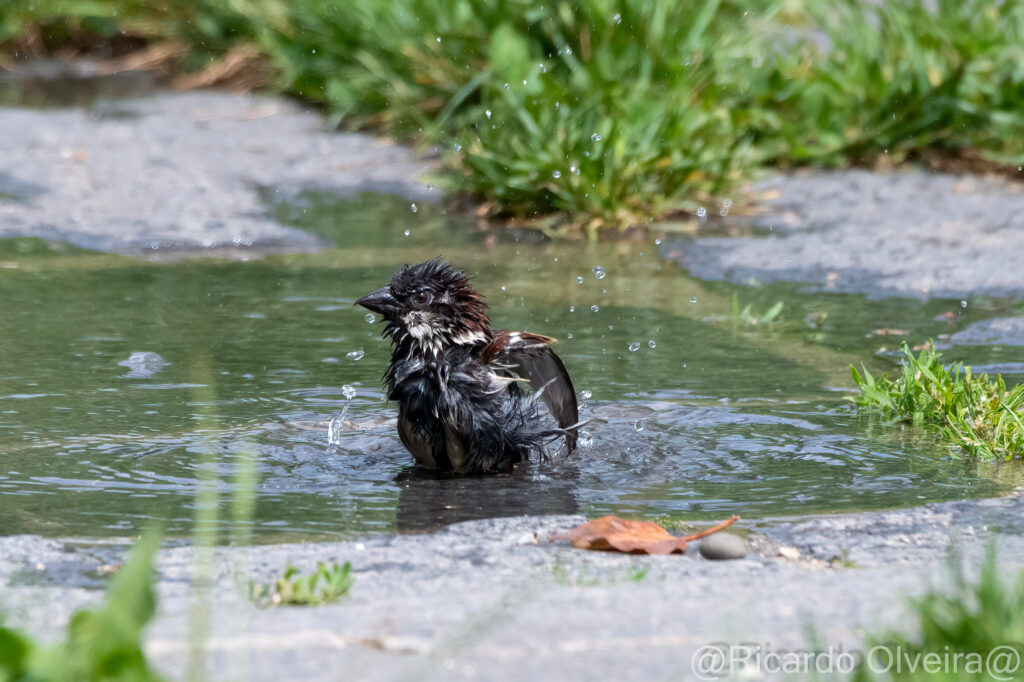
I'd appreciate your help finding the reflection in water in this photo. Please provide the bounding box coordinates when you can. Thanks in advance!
[394,467,579,533]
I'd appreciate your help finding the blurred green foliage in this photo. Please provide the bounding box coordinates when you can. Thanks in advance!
[852,547,1024,682]
[0,529,164,682]
[3,0,1023,233]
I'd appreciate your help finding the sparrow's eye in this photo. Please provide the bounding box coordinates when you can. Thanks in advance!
[412,291,432,306]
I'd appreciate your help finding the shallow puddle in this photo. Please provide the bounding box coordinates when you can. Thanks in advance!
[2,194,1023,541]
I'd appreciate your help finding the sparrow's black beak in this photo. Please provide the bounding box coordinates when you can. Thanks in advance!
[355,286,399,317]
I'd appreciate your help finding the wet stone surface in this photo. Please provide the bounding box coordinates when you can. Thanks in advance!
[952,315,1024,347]
[665,170,1024,300]
[0,91,437,256]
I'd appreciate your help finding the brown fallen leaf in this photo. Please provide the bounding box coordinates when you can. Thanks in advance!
[871,328,908,336]
[550,514,739,555]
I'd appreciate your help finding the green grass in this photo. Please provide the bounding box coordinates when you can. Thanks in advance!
[248,562,354,607]
[850,343,1024,460]
[0,529,164,682]
[4,0,1023,233]
[551,561,652,586]
[852,547,1024,682]
[732,295,785,327]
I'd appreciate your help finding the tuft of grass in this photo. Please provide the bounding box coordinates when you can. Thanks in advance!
[850,342,1024,460]
[731,294,785,327]
[701,294,785,329]
[262,0,772,235]
[852,547,1024,682]
[248,562,354,607]
[0,529,164,682]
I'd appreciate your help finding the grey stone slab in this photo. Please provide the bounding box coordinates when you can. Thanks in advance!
[0,91,438,256]
[664,170,1024,300]
[951,316,1024,347]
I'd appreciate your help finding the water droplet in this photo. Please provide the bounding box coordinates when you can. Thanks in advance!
[403,229,411,237]
[576,276,584,285]
[453,143,462,152]
[654,238,661,245]
[648,340,657,349]
[342,384,357,399]
[613,12,622,24]
[590,304,600,312]
[364,313,376,324]
[436,36,441,43]
[583,151,590,157]
[561,45,573,56]
[633,419,646,432]
[485,109,492,119]
[590,133,602,141]
[690,297,698,303]
[580,389,592,400]
[628,342,641,352]
[522,79,528,86]
[539,63,547,73]
[570,164,579,176]
[346,350,365,361]
[569,305,575,312]
[500,285,507,292]
[592,265,606,279]
[566,332,573,339]
[503,82,510,90]
[696,207,707,219]
[554,101,560,110]
[960,300,968,308]
[552,170,562,179]
[410,203,418,213]
[328,412,344,446]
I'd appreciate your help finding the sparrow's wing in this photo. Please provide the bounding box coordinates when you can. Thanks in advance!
[397,404,443,469]
[483,330,579,450]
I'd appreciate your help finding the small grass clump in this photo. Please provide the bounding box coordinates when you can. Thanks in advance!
[850,342,1024,460]
[852,548,1024,682]
[551,561,652,586]
[248,562,354,607]
[731,295,784,328]
[0,530,164,682]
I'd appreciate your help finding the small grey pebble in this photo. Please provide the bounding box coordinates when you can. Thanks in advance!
[698,533,748,560]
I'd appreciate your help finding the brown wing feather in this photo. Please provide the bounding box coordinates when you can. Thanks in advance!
[483,330,579,450]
